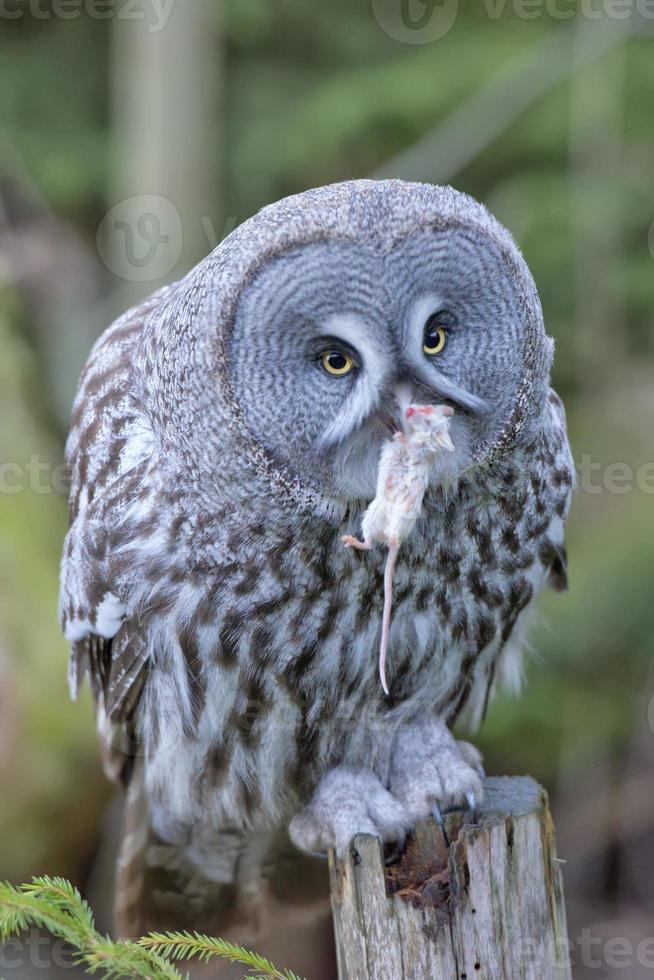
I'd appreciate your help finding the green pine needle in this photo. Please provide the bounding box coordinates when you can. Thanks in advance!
[0,876,306,980]
[140,931,306,979]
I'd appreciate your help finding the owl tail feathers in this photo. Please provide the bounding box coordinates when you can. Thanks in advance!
[112,778,334,973]
[112,777,299,941]
[112,766,246,940]
[113,756,150,939]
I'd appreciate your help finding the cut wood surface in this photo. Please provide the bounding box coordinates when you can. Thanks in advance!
[328,776,571,980]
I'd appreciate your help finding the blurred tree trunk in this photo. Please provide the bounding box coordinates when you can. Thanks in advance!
[569,17,627,390]
[108,0,223,313]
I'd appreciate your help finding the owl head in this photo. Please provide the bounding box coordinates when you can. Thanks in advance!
[143,181,553,510]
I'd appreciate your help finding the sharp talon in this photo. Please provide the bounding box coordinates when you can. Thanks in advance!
[466,792,478,822]
[432,805,450,847]
[384,833,406,866]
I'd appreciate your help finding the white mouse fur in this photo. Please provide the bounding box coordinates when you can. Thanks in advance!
[342,403,455,693]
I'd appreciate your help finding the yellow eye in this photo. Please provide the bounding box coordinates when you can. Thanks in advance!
[423,323,447,355]
[320,350,354,376]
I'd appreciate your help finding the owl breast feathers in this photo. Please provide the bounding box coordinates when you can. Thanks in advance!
[60,180,573,929]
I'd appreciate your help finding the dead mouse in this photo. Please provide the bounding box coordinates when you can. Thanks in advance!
[342,403,455,694]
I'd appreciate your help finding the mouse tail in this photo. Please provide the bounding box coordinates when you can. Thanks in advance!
[380,540,400,695]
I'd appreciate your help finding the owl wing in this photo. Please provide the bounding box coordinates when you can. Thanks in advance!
[69,630,147,786]
[541,387,575,594]
[61,292,167,782]
[62,453,151,723]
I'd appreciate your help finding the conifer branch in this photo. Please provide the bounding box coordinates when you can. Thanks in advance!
[0,877,303,980]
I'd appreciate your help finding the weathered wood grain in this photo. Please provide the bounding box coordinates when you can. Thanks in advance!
[328,776,571,980]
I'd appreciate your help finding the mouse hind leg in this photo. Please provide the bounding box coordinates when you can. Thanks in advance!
[341,534,372,550]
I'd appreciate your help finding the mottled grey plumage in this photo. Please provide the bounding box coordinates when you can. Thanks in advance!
[60,180,573,935]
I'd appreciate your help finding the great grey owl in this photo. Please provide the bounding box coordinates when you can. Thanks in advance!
[59,180,573,937]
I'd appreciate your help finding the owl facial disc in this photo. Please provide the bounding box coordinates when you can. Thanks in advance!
[224,181,552,507]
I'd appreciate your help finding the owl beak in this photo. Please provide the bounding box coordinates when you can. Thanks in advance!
[406,364,490,416]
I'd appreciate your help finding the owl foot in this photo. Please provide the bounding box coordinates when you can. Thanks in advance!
[289,767,412,858]
[390,721,484,824]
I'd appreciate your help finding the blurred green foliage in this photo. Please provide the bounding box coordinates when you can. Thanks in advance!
[2,2,652,393]
[0,294,110,881]
[0,2,652,946]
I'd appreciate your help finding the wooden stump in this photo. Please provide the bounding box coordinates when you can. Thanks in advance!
[328,776,571,980]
